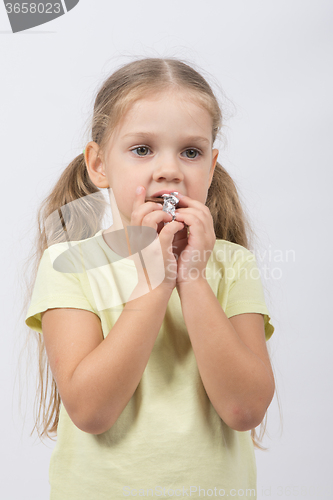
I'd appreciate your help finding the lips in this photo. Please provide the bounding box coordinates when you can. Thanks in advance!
[150,189,181,198]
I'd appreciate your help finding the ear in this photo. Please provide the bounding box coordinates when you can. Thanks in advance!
[208,148,219,187]
[84,141,110,189]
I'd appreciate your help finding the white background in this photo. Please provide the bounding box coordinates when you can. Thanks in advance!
[1,1,332,499]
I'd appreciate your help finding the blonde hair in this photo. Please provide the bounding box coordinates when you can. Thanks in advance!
[22,56,273,448]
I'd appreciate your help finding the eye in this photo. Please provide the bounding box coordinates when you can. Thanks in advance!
[131,146,151,156]
[182,148,202,159]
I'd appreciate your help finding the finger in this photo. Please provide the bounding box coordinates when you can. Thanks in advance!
[131,186,163,225]
[159,220,185,244]
[172,224,188,242]
[174,211,207,234]
[131,186,163,220]
[175,208,206,229]
[147,220,184,275]
[131,202,163,226]
[176,194,209,210]
[176,204,215,235]
[141,209,173,231]
[176,197,214,233]
[175,206,212,224]
[131,185,147,213]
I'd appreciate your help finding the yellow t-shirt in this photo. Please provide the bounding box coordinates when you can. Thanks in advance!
[25,229,274,500]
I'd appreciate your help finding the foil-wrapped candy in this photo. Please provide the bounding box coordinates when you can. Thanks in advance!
[162,192,179,223]
[145,191,180,225]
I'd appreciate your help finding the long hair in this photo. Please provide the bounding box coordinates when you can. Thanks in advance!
[22,57,273,448]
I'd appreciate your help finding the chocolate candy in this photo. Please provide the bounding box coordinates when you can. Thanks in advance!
[145,197,165,205]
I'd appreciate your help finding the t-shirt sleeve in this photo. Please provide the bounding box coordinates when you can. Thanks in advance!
[25,246,97,334]
[223,247,275,341]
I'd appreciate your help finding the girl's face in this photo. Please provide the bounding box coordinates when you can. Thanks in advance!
[95,90,219,227]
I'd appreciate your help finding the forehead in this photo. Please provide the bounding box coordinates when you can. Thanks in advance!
[117,91,213,138]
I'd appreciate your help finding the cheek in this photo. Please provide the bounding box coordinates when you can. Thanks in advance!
[191,184,207,203]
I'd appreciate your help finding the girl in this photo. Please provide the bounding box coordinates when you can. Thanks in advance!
[25,57,275,500]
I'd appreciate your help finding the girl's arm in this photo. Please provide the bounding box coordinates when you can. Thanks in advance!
[42,283,173,435]
[176,278,275,432]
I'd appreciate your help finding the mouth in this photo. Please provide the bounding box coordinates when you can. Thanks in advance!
[146,190,183,209]
[149,189,181,198]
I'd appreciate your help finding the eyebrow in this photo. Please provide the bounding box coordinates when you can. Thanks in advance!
[122,132,210,145]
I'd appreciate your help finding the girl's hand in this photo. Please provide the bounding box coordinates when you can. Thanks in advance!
[173,195,216,285]
[130,186,185,292]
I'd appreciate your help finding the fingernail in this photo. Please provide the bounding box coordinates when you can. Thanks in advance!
[136,186,143,195]
[177,193,184,199]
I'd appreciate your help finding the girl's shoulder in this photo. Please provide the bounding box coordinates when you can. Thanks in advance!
[43,228,129,274]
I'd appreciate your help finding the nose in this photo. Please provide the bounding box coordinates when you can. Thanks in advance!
[152,155,184,183]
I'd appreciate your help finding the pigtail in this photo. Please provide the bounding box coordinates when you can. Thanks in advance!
[37,153,107,251]
[23,153,108,440]
[207,161,254,250]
